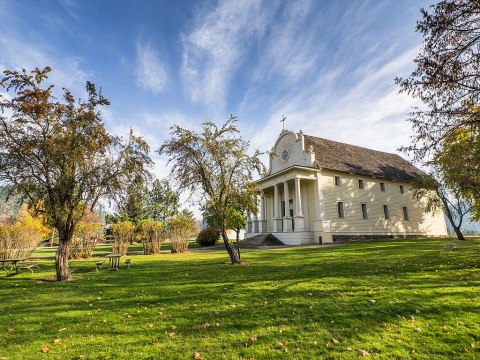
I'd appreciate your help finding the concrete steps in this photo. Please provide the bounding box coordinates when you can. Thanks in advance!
[240,233,284,247]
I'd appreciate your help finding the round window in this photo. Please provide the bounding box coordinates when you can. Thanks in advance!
[282,149,289,161]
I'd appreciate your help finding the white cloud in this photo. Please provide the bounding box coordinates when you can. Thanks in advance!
[134,41,168,94]
[181,0,276,108]
[245,46,422,171]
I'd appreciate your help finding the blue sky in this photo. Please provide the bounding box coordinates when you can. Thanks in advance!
[0,0,431,184]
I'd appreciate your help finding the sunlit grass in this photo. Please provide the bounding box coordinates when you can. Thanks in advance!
[1,238,479,359]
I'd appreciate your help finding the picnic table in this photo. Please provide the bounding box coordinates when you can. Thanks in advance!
[105,254,122,270]
[0,258,28,276]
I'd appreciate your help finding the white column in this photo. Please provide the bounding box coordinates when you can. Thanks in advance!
[283,181,290,232]
[283,182,289,217]
[295,178,303,216]
[274,184,279,218]
[258,194,264,233]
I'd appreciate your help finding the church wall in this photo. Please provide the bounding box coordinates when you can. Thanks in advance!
[318,169,447,236]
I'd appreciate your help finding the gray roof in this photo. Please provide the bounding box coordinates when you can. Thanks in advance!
[303,135,422,181]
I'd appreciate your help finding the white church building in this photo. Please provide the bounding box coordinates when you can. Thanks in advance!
[245,130,448,245]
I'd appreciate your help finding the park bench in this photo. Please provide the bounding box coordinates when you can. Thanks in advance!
[22,264,39,274]
[125,259,131,269]
[96,260,105,271]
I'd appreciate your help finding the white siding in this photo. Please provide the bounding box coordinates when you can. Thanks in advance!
[318,169,447,236]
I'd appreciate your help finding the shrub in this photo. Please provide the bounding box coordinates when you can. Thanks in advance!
[139,219,164,255]
[0,206,48,259]
[196,227,220,247]
[69,223,102,259]
[168,214,196,253]
[111,221,135,255]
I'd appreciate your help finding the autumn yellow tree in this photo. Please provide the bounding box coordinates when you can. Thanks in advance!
[0,67,151,281]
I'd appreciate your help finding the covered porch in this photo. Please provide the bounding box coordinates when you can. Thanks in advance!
[245,173,319,245]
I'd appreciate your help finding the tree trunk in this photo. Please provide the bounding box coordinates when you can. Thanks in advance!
[453,226,465,240]
[442,198,466,241]
[221,229,240,264]
[55,229,71,281]
[236,228,240,243]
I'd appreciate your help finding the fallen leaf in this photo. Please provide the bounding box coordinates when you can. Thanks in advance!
[7,328,15,333]
[250,335,257,341]
[171,325,177,330]
[359,349,369,356]
[126,314,132,319]
[147,323,154,328]
[369,299,376,304]
[200,323,210,329]
[167,332,175,337]
[58,328,67,332]
[332,338,339,344]
[41,345,50,353]
[415,309,421,314]
[193,352,202,360]
[415,327,421,332]
[346,347,352,351]
[308,293,313,296]
[53,338,61,344]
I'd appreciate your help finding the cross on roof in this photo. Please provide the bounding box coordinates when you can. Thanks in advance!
[280,115,287,130]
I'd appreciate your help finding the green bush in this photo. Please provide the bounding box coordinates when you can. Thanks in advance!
[196,227,220,247]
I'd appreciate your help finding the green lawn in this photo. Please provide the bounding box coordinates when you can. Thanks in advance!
[1,239,479,359]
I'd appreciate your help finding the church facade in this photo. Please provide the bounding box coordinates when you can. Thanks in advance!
[245,130,448,245]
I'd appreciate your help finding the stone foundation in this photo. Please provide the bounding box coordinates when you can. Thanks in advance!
[332,234,422,243]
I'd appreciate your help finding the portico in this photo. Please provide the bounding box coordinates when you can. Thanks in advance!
[246,168,325,245]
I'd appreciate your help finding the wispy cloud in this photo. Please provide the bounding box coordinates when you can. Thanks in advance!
[247,46,421,164]
[181,0,277,108]
[134,41,168,94]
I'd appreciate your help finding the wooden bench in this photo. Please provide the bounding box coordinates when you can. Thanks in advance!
[96,260,105,271]
[125,259,131,269]
[22,264,39,274]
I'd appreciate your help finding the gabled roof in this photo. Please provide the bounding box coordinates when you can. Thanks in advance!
[303,134,422,181]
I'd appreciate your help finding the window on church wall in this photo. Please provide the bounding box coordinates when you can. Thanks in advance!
[402,206,409,221]
[361,203,368,219]
[334,176,341,186]
[400,185,405,194]
[337,202,345,218]
[358,179,365,189]
[380,182,385,192]
[383,205,390,219]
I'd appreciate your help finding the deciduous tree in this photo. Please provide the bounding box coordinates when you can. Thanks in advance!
[158,116,263,264]
[396,1,480,159]
[412,169,471,240]
[0,67,151,281]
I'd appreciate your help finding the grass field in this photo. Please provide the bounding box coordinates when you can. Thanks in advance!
[1,238,479,359]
